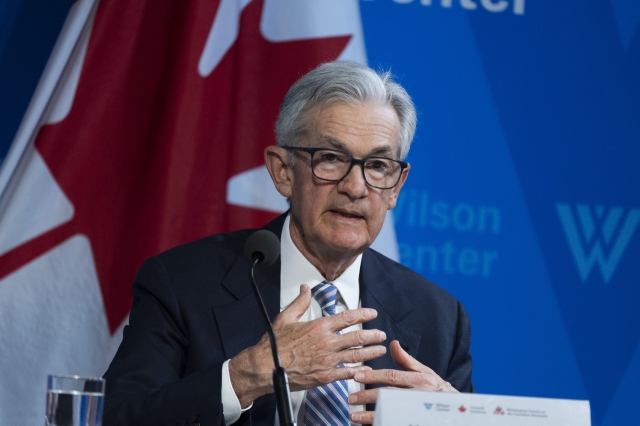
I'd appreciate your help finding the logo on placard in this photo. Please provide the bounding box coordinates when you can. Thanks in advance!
[494,407,505,415]
[424,403,433,410]
[556,203,640,283]
[459,405,467,412]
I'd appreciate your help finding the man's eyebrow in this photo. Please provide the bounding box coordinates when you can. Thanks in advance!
[319,136,395,157]
[369,146,393,156]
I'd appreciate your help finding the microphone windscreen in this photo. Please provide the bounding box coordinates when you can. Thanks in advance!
[244,230,281,267]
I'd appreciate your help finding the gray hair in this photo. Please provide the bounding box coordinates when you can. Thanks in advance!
[275,61,416,161]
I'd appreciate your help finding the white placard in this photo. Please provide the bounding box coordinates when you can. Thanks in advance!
[373,388,590,426]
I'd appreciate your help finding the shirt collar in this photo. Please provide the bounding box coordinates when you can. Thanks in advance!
[280,215,361,311]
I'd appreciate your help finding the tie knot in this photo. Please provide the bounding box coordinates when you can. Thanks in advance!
[311,281,338,316]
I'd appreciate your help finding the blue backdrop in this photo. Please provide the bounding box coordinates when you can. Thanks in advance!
[1,1,638,424]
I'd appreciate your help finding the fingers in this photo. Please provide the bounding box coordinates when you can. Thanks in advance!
[331,345,387,366]
[354,369,436,388]
[351,410,375,425]
[289,365,374,392]
[329,365,372,382]
[334,328,387,351]
[327,308,378,332]
[354,368,458,393]
[275,284,311,323]
[389,340,433,374]
[312,345,386,372]
[348,388,378,406]
[354,365,373,373]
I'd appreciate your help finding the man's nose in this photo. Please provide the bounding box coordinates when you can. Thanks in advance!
[337,163,368,198]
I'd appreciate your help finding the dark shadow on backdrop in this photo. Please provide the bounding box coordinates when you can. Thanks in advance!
[0,0,70,163]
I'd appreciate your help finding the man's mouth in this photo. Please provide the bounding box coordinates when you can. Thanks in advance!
[331,209,364,219]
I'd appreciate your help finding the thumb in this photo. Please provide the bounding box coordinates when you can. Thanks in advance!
[390,340,427,373]
[275,284,311,324]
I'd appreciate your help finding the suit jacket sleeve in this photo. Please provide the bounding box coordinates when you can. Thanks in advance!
[103,256,226,426]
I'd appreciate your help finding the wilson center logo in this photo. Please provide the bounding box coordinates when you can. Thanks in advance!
[556,203,640,283]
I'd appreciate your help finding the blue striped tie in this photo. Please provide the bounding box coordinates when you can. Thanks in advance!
[303,281,350,426]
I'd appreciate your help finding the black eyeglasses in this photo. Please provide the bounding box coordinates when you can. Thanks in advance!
[283,147,408,190]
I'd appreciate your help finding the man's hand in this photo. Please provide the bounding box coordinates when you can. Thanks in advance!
[348,340,458,424]
[229,284,387,407]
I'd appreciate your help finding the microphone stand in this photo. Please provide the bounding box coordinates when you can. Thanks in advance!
[250,256,296,426]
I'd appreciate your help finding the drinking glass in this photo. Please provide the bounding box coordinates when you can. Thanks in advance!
[45,375,105,426]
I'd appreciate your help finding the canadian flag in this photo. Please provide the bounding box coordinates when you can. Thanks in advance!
[0,0,399,423]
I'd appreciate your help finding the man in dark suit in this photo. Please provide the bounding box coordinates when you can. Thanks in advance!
[103,61,472,426]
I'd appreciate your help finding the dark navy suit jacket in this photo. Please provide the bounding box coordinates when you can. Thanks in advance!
[103,214,473,425]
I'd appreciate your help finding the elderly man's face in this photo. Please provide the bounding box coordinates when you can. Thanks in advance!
[287,101,408,260]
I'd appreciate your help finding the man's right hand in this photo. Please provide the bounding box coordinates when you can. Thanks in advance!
[229,284,387,408]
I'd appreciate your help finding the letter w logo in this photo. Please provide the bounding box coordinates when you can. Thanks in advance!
[556,203,640,283]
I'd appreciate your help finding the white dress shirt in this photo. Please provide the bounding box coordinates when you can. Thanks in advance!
[221,215,365,425]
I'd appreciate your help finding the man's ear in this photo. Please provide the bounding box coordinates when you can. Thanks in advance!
[264,146,294,198]
[387,163,410,210]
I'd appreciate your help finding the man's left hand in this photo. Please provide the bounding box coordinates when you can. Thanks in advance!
[348,340,458,424]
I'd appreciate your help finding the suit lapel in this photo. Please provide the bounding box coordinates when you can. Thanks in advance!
[212,254,281,360]
[212,214,287,352]
[360,250,421,412]
[360,250,421,371]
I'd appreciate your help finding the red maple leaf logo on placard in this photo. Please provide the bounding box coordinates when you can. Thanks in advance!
[0,0,350,333]
[458,405,466,413]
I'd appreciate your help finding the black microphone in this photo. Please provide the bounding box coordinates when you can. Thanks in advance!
[244,230,295,426]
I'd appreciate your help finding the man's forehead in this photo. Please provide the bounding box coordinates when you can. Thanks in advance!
[301,101,402,156]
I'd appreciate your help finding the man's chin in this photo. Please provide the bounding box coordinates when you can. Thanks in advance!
[321,231,370,255]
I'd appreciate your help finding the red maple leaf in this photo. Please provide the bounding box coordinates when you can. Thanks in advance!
[0,0,350,332]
